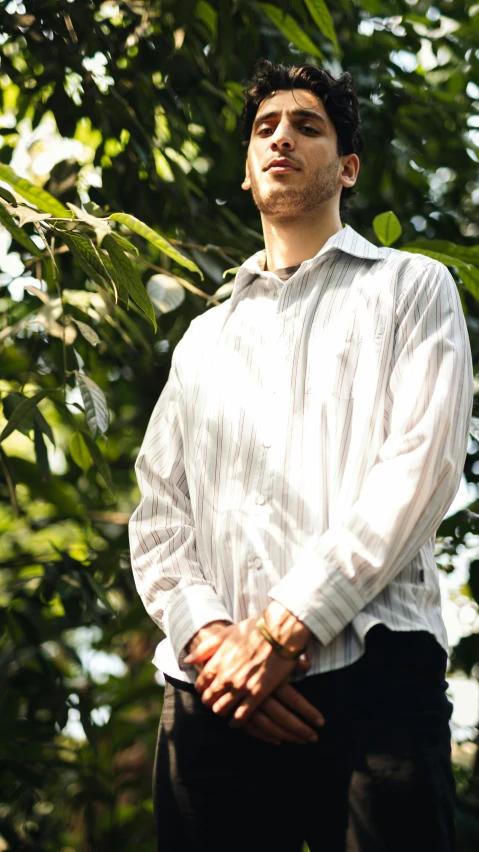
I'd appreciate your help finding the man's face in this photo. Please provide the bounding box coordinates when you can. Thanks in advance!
[243,89,350,219]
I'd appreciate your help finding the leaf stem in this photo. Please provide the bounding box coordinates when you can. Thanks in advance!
[51,235,67,393]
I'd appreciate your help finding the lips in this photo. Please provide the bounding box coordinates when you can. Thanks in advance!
[265,158,299,173]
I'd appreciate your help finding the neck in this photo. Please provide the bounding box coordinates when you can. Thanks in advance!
[262,206,342,271]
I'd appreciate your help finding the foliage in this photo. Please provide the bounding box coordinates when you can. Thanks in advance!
[1,0,479,848]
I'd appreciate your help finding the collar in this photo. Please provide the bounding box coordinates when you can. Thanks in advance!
[229,225,387,312]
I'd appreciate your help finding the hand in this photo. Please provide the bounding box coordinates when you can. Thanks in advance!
[186,623,326,745]
[185,620,232,673]
[186,617,297,726]
[244,682,325,745]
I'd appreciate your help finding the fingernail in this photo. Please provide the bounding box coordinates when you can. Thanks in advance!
[315,717,325,727]
[309,734,318,743]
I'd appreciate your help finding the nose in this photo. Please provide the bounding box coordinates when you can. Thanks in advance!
[269,120,295,152]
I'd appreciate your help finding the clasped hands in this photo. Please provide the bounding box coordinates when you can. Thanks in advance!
[184,606,325,746]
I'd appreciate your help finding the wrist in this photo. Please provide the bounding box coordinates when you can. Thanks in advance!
[263,601,311,652]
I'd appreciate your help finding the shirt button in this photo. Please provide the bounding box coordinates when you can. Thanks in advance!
[252,557,262,570]
[263,440,271,448]
[256,495,265,505]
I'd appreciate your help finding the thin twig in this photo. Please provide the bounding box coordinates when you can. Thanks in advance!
[23,244,69,270]
[168,240,240,266]
[128,255,221,305]
[89,510,130,524]
[63,11,78,43]
[117,229,244,266]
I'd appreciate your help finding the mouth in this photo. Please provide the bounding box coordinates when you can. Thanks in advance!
[265,159,299,174]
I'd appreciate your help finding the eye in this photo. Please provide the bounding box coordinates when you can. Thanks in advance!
[257,126,273,135]
[300,125,318,134]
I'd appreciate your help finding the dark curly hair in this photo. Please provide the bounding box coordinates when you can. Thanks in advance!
[241,60,364,216]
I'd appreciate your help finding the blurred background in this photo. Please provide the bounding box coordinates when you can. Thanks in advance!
[1,0,479,849]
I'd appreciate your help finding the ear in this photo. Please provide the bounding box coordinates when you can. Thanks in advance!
[340,153,360,189]
[241,159,251,191]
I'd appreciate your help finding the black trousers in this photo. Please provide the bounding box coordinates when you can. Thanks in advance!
[153,626,455,852]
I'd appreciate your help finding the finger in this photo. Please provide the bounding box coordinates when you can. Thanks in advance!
[275,683,325,727]
[202,680,244,709]
[244,720,281,746]
[229,688,265,727]
[294,654,311,672]
[211,691,244,717]
[261,696,318,742]
[201,682,225,707]
[195,660,220,692]
[184,634,225,665]
[250,708,309,744]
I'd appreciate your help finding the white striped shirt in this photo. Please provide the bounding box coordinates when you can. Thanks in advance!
[129,224,473,683]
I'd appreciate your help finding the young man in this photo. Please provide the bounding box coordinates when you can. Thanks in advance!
[129,61,473,851]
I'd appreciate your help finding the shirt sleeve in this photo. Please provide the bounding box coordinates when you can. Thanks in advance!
[128,342,233,668]
[268,259,474,645]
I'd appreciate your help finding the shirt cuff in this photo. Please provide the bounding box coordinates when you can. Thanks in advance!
[267,551,365,647]
[163,583,233,670]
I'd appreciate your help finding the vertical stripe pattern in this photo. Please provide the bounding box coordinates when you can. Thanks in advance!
[129,225,473,682]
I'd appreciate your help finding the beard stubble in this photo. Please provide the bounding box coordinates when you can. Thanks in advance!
[250,156,340,219]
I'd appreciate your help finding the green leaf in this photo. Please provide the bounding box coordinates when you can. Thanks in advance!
[85,572,116,614]
[70,431,93,473]
[259,4,322,57]
[223,266,240,278]
[195,0,218,37]
[401,244,479,302]
[75,373,110,440]
[69,317,101,347]
[3,393,55,446]
[0,203,43,257]
[103,234,157,330]
[0,164,70,217]
[33,409,54,447]
[111,232,139,256]
[81,431,114,493]
[34,422,50,481]
[455,263,479,302]
[60,231,121,296]
[372,211,402,246]
[0,445,18,516]
[3,393,35,437]
[402,240,479,267]
[303,0,339,51]
[0,388,58,443]
[5,388,57,445]
[0,185,17,206]
[109,212,204,279]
